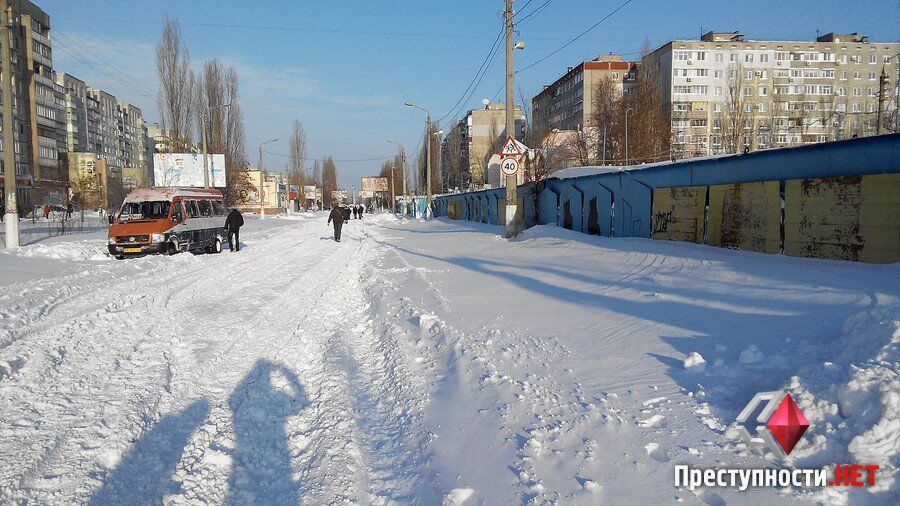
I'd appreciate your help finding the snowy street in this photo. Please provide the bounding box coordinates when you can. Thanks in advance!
[1,213,898,504]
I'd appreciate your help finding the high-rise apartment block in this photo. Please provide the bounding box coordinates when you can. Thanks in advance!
[643,31,898,157]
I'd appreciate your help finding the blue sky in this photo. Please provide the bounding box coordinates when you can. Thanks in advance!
[47,0,899,189]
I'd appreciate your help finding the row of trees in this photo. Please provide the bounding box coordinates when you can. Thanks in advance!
[157,18,344,208]
[156,17,250,204]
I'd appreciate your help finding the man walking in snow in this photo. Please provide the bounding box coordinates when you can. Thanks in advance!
[225,208,244,252]
[328,202,345,242]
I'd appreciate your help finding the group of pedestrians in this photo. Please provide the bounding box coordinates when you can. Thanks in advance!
[327,203,365,242]
[220,203,364,250]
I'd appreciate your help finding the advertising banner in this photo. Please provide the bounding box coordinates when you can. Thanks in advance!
[153,153,226,187]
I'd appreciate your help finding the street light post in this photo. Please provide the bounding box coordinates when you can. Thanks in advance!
[201,102,231,189]
[257,138,278,219]
[404,102,435,219]
[625,107,635,166]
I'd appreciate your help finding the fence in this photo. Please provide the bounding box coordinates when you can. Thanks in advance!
[1,213,108,248]
[434,134,900,263]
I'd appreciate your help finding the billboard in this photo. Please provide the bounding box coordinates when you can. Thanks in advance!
[153,153,225,187]
[303,185,317,199]
[361,177,388,192]
[332,190,348,201]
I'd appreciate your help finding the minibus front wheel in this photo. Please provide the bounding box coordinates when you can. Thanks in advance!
[166,240,180,255]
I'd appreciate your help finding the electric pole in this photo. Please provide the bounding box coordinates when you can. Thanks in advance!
[2,0,18,249]
[257,138,277,220]
[503,0,517,236]
[876,66,888,135]
[425,114,432,219]
[201,115,209,188]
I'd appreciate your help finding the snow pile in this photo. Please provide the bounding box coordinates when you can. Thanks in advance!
[14,239,110,262]
[683,352,706,371]
[786,304,900,502]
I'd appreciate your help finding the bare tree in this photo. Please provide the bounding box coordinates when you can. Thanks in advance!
[156,17,195,150]
[195,58,249,204]
[287,120,308,195]
[721,63,748,154]
[321,156,338,205]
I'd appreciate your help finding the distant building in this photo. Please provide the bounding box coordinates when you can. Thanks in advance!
[641,31,899,157]
[532,55,637,134]
[239,169,285,214]
[441,102,525,189]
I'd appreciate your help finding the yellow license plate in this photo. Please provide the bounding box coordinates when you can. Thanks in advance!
[123,247,142,253]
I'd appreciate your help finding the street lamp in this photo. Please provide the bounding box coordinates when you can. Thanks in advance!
[258,138,278,219]
[404,102,435,219]
[201,102,231,188]
[387,140,407,217]
[624,107,635,166]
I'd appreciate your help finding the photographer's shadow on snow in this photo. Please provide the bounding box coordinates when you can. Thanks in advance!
[90,398,210,505]
[91,360,307,505]
[227,359,308,504]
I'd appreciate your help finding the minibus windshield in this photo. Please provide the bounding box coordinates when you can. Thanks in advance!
[118,201,171,221]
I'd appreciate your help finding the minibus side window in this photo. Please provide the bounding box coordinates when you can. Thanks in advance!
[212,201,225,216]
[198,199,212,217]
[185,200,200,219]
[171,201,184,222]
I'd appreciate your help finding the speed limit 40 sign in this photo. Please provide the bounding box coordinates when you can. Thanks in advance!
[500,157,519,176]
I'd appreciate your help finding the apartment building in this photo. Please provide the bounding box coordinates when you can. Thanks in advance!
[55,72,150,206]
[532,55,637,134]
[0,0,68,210]
[642,31,899,158]
[442,102,525,189]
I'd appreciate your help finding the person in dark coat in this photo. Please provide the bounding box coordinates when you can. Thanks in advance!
[225,208,244,252]
[328,202,345,242]
[342,206,352,222]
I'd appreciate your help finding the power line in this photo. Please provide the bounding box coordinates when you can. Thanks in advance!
[436,26,505,124]
[518,0,635,74]
[54,28,159,99]
[517,0,554,26]
[264,151,394,163]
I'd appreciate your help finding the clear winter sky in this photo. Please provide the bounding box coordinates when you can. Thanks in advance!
[47,0,899,189]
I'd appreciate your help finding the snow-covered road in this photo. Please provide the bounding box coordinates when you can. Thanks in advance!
[1,213,897,504]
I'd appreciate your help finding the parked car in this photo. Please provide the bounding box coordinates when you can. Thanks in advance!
[107,187,227,258]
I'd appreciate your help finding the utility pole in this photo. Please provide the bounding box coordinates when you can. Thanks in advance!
[257,138,277,219]
[2,0,18,249]
[503,0,517,236]
[602,125,607,165]
[389,162,396,214]
[201,115,209,188]
[625,107,634,166]
[425,114,432,219]
[876,66,887,135]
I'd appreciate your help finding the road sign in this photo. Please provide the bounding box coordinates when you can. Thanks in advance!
[500,135,522,157]
[500,157,519,176]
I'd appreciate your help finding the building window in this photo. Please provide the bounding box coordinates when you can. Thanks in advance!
[714,86,723,96]
[714,69,723,78]
[759,87,767,96]
[760,53,769,63]
[869,55,877,64]
[696,51,706,60]
[840,71,847,80]
[853,87,861,96]
[853,71,861,79]
[745,54,754,63]
[715,53,723,63]
[758,103,766,112]
[852,103,861,112]
[868,72,876,80]
[674,51,690,60]
[823,69,834,78]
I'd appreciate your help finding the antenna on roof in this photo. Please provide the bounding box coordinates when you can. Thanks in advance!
[816,28,820,40]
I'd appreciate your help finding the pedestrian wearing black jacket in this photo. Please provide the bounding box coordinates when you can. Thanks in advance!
[225,208,244,252]
[328,203,345,242]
